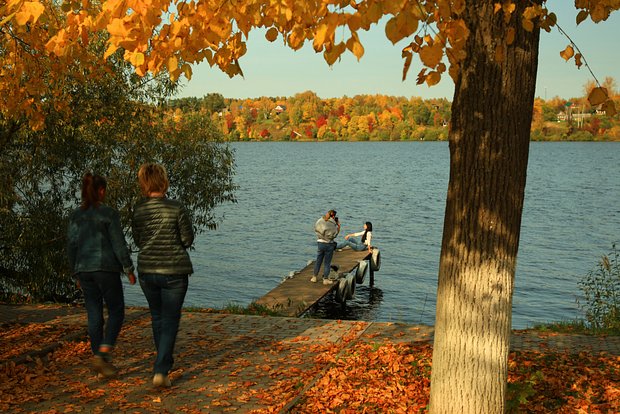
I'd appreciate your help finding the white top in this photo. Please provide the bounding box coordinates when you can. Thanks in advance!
[350,230,372,246]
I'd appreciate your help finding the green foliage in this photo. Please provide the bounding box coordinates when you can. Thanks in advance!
[577,244,620,333]
[506,371,543,413]
[221,302,283,316]
[0,59,236,304]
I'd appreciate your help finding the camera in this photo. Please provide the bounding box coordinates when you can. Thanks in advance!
[334,216,339,223]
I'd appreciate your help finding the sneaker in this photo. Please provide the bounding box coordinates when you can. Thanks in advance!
[310,276,317,283]
[93,355,117,378]
[153,373,171,387]
[323,278,333,285]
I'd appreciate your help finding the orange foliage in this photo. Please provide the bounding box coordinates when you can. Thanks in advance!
[2,1,619,127]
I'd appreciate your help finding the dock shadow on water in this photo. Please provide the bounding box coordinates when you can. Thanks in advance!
[304,285,384,321]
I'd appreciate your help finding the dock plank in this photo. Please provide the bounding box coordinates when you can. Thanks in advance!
[254,249,372,317]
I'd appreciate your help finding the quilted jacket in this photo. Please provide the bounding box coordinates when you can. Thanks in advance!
[131,197,194,275]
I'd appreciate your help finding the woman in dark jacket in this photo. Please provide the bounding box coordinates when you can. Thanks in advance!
[132,163,194,388]
[67,173,136,378]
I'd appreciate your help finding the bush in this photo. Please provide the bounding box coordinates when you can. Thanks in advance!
[577,244,620,333]
[0,60,237,303]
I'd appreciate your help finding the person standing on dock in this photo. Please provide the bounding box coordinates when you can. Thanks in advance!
[132,163,194,388]
[311,209,340,285]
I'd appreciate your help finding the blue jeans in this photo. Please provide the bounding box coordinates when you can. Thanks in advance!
[314,242,336,278]
[78,271,125,355]
[337,237,367,251]
[139,273,188,375]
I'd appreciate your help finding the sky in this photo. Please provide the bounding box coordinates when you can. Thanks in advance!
[175,4,620,101]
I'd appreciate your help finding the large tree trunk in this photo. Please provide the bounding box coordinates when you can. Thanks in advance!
[429,2,541,413]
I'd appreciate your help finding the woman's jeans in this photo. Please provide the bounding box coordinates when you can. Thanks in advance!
[314,242,336,278]
[337,237,367,251]
[139,273,188,375]
[78,271,125,356]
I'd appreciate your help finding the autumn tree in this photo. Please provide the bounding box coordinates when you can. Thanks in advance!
[2,0,619,412]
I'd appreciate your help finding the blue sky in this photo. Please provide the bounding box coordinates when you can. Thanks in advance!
[176,4,620,101]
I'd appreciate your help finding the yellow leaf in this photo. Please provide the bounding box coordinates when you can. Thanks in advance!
[419,42,443,68]
[107,18,128,37]
[384,16,400,44]
[416,68,427,85]
[560,45,574,61]
[522,18,534,32]
[576,10,589,25]
[167,55,178,73]
[15,1,45,26]
[313,23,331,52]
[574,53,582,69]
[588,87,608,106]
[426,71,441,86]
[265,27,278,42]
[494,3,501,14]
[402,50,412,81]
[182,63,192,79]
[346,32,364,60]
[324,42,345,66]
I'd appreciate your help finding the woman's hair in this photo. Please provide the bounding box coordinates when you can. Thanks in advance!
[138,163,169,196]
[324,210,337,220]
[361,221,373,243]
[81,173,107,210]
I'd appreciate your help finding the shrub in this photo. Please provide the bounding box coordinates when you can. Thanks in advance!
[0,61,237,303]
[577,244,620,333]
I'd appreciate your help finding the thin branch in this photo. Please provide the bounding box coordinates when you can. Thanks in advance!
[553,22,602,89]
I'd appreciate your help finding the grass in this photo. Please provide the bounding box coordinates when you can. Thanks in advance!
[530,319,620,336]
[184,302,284,317]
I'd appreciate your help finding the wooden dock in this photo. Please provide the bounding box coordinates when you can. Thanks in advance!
[254,249,374,317]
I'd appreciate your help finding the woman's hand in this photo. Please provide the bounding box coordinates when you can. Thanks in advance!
[127,272,137,285]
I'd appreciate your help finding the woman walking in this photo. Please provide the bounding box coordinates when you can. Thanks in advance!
[132,163,194,388]
[67,173,136,378]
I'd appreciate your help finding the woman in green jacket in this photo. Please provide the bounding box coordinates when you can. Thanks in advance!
[132,163,194,388]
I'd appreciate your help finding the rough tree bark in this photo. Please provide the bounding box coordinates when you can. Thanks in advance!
[429,1,541,413]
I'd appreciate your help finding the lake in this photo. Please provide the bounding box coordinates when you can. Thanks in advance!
[124,141,620,329]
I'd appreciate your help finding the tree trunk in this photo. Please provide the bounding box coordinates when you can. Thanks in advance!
[429,2,541,413]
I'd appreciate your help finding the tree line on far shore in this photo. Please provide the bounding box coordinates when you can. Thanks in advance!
[168,82,620,142]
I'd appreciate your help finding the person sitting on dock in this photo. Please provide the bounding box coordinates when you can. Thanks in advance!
[311,209,340,285]
[337,221,373,253]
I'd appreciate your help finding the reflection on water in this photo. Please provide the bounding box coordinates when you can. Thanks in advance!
[307,285,385,322]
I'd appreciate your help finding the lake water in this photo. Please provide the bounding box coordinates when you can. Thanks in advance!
[124,141,620,329]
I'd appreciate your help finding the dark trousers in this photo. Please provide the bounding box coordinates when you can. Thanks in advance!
[78,271,125,355]
[139,273,188,375]
[314,242,336,278]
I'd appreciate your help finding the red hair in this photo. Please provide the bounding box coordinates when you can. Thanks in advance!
[81,173,107,210]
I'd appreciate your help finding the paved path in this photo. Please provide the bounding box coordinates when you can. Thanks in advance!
[1,304,618,413]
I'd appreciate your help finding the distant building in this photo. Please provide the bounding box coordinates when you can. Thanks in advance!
[274,105,286,114]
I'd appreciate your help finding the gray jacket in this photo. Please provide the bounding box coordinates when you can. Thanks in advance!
[67,205,134,276]
[314,217,339,243]
[132,197,194,275]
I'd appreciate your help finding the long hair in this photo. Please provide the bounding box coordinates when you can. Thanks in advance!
[81,173,107,210]
[361,221,373,243]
